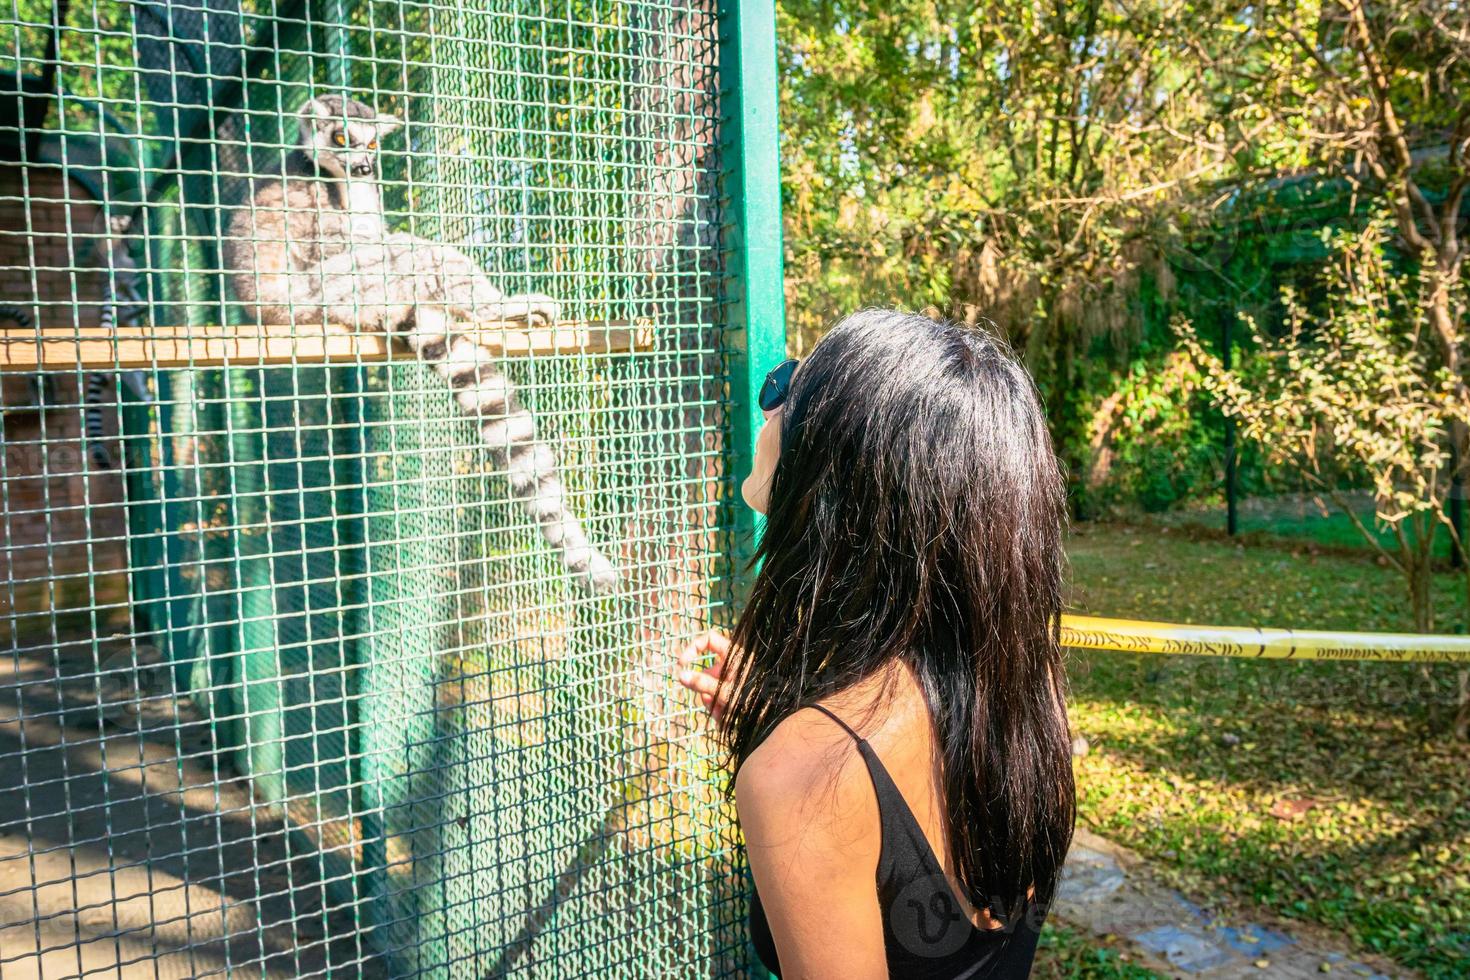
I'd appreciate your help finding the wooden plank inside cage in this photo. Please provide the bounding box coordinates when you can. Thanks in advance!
[0,319,656,371]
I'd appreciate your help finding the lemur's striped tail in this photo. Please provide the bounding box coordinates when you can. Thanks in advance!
[83,374,112,467]
[83,285,119,468]
[0,305,32,328]
[400,306,618,595]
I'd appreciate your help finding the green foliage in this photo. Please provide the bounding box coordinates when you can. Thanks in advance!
[1185,217,1462,524]
[1076,351,1230,514]
[777,0,1246,352]
[775,0,1295,514]
[1180,214,1469,629]
[777,0,1470,520]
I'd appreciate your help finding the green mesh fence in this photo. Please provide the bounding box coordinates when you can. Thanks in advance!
[0,0,780,976]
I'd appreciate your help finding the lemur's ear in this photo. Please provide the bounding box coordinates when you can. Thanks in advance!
[297,100,322,139]
[299,97,344,134]
[374,113,403,137]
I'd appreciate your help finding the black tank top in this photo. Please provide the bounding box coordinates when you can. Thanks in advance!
[747,703,1046,979]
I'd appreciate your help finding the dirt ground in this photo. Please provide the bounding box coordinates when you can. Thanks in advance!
[0,632,385,979]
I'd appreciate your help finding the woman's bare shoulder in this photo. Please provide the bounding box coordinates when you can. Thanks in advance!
[734,704,880,852]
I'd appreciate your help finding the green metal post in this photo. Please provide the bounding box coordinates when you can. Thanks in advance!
[718,2,785,977]
[719,0,787,599]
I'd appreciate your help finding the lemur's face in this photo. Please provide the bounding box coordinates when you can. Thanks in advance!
[298,96,401,179]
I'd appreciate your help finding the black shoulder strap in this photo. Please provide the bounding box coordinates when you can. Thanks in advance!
[808,702,865,744]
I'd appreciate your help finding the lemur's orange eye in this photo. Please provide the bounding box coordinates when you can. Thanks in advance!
[367,140,378,150]
[332,132,346,147]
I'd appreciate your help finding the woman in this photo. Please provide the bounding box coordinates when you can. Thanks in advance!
[676,308,1076,979]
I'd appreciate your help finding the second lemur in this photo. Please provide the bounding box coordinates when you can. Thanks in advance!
[223,95,617,594]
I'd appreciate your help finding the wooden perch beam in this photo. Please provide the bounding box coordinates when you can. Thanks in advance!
[0,320,654,372]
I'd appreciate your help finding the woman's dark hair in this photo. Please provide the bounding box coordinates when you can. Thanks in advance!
[721,308,1075,921]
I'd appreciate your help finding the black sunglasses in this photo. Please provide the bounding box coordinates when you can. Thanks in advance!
[759,357,799,412]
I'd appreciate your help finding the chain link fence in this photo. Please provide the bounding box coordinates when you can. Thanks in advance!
[0,0,775,975]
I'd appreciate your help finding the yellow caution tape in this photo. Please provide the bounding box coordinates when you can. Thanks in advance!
[1060,614,1470,664]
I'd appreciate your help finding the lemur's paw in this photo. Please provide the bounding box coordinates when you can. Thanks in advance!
[582,552,619,596]
[526,308,559,327]
[510,293,560,326]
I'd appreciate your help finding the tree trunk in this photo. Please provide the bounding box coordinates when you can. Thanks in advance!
[1408,556,1434,634]
[1427,250,1469,739]
[1455,670,1469,742]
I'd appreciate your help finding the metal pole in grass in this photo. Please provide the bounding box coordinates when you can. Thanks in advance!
[1221,304,1238,537]
[1451,443,1465,569]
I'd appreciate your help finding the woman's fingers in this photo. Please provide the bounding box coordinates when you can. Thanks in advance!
[678,630,733,676]
[674,630,740,727]
[677,667,723,698]
[678,631,717,663]
[678,630,730,658]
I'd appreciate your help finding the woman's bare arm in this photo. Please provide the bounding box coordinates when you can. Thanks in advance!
[734,712,889,980]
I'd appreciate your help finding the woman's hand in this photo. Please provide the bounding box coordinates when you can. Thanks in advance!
[676,629,739,726]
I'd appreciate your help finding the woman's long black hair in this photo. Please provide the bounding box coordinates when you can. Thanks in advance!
[721,308,1075,921]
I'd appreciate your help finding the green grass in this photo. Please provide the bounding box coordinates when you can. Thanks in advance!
[1035,923,1164,979]
[1065,522,1470,979]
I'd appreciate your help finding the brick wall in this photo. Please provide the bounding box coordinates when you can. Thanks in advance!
[0,163,130,644]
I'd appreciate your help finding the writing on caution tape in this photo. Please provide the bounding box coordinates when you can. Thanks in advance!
[1060,615,1470,665]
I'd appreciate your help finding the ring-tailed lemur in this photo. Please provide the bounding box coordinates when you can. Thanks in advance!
[84,215,150,468]
[222,95,617,594]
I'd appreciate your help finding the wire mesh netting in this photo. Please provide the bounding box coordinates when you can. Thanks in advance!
[0,0,756,976]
